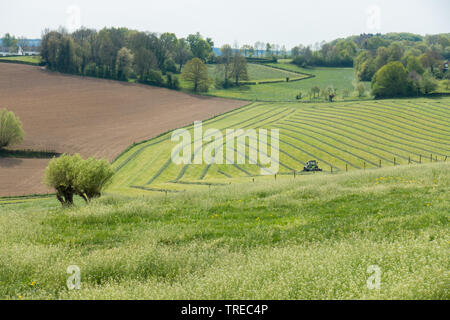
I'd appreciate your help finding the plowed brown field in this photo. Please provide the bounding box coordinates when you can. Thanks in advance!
[0,64,247,196]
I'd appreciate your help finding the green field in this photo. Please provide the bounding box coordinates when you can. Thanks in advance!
[1,60,449,299]
[207,63,306,84]
[0,55,43,66]
[180,60,364,101]
[109,98,450,196]
[0,162,448,299]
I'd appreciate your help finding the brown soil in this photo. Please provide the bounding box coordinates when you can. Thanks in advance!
[0,64,247,196]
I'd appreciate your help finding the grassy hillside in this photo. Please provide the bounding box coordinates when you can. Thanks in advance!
[109,98,450,196]
[267,60,365,92]
[0,163,448,299]
[179,60,362,101]
[0,55,43,66]
[202,60,364,101]
[207,63,302,82]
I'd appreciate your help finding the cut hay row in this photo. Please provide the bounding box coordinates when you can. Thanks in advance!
[278,125,378,167]
[107,98,450,195]
[132,105,282,186]
[278,121,400,164]
[290,114,448,155]
[295,110,449,148]
[361,102,450,132]
[386,101,450,124]
[320,106,450,141]
[169,106,287,182]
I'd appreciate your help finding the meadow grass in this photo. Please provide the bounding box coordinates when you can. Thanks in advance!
[179,61,365,101]
[207,63,301,82]
[0,55,43,66]
[0,163,448,299]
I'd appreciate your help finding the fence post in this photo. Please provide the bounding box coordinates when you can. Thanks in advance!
[379,159,381,168]
[394,157,396,166]
[293,170,296,178]
[274,174,277,180]
[445,156,448,162]
[364,162,366,170]
[430,154,433,162]
[346,164,348,172]
[330,165,333,173]
[408,156,411,164]
[419,155,422,163]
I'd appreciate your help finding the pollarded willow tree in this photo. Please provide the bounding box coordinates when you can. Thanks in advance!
[0,109,24,150]
[44,154,114,206]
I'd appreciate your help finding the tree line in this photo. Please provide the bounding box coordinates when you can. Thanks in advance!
[354,33,450,98]
[39,27,254,93]
[40,27,215,88]
[290,32,450,98]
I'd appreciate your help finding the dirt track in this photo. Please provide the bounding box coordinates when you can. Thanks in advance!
[0,64,247,196]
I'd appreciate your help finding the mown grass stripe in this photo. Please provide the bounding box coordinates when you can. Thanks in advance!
[145,158,173,185]
[278,121,401,164]
[171,181,228,186]
[178,107,284,182]
[420,101,450,114]
[263,109,297,127]
[125,145,167,187]
[114,136,170,173]
[233,163,252,176]
[334,102,450,136]
[130,185,180,193]
[114,102,259,174]
[202,102,262,126]
[217,170,232,178]
[280,131,359,169]
[196,108,294,181]
[277,124,379,167]
[278,137,340,171]
[310,107,450,144]
[292,112,449,154]
[402,101,450,120]
[147,106,282,184]
[373,101,450,129]
[285,117,426,159]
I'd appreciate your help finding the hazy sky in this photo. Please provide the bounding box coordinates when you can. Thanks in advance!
[1,0,449,48]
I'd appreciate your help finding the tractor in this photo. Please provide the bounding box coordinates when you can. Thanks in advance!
[303,160,322,172]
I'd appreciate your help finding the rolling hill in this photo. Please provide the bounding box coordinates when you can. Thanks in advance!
[109,97,450,195]
[1,162,448,299]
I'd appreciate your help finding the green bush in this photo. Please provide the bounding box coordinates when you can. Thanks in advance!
[84,62,98,77]
[163,58,178,74]
[166,73,180,89]
[75,157,114,201]
[0,109,24,149]
[44,154,81,206]
[371,61,408,98]
[140,69,164,86]
[44,154,114,206]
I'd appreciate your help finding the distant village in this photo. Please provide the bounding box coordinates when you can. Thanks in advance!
[0,37,41,56]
